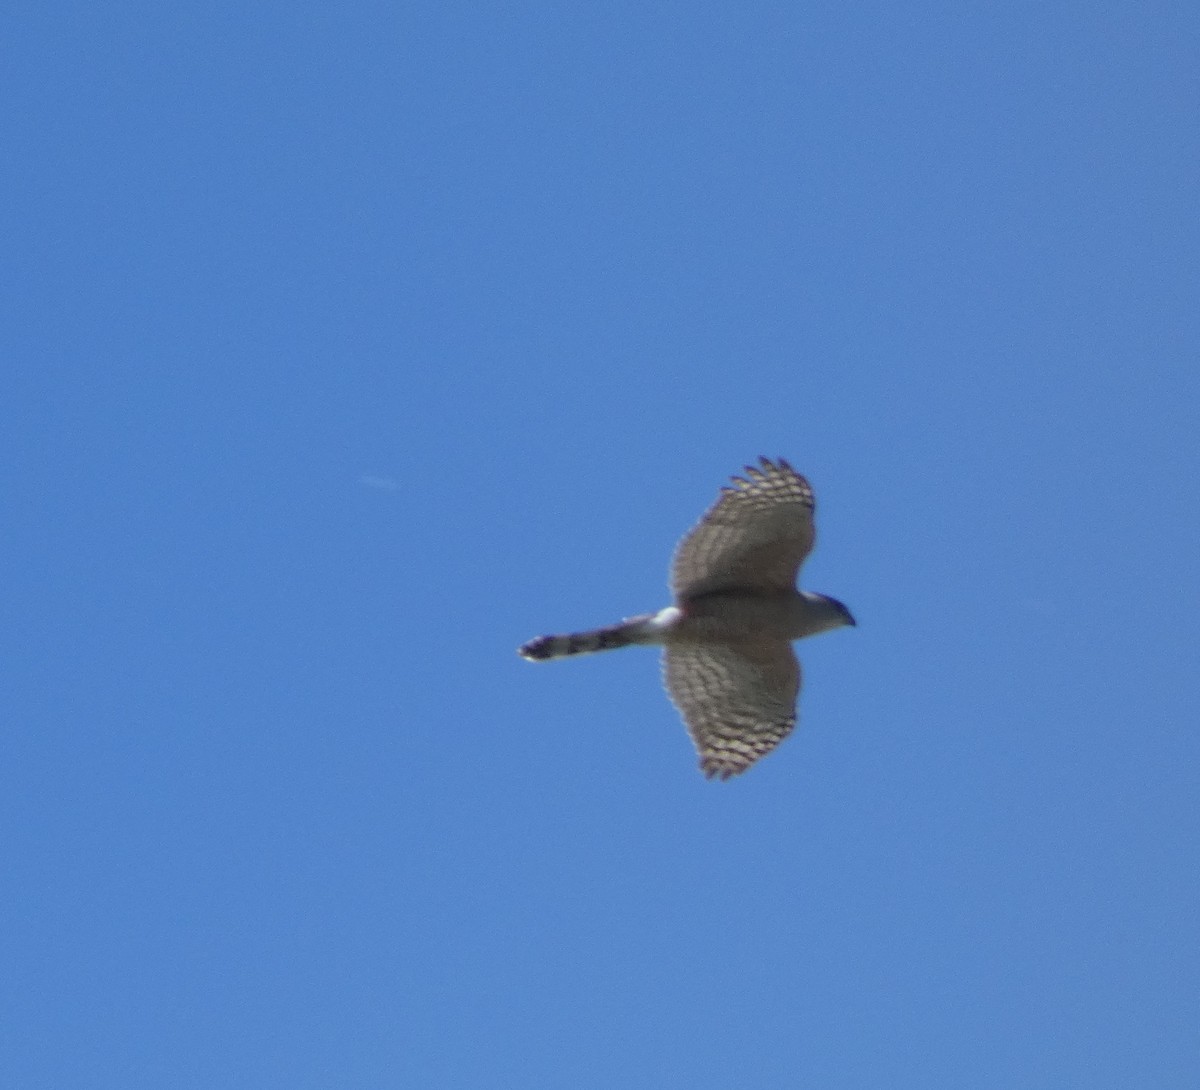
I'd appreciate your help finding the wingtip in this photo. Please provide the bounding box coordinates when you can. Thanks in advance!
[699,758,743,781]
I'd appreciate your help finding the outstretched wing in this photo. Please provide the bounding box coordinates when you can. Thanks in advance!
[670,457,815,600]
[663,639,800,780]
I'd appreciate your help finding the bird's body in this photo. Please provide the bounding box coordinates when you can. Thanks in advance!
[519,458,854,779]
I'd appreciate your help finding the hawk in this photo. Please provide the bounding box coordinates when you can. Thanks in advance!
[519,458,855,779]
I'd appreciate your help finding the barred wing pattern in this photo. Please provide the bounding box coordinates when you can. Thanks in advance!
[664,640,801,780]
[518,455,852,780]
[670,458,816,600]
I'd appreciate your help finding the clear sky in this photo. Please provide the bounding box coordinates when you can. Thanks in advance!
[4,2,1198,1087]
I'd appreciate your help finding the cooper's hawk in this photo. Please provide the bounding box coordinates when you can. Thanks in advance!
[519,458,855,779]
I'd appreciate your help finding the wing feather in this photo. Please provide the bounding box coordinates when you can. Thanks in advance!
[670,457,816,600]
[663,640,800,780]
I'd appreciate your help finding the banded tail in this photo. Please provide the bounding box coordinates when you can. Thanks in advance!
[519,612,672,661]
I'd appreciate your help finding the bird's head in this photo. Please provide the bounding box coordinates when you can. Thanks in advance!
[801,591,857,633]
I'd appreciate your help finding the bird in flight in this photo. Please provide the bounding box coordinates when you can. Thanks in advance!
[519,458,855,779]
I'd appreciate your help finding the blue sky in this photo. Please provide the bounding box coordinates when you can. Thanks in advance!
[4,2,1198,1086]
